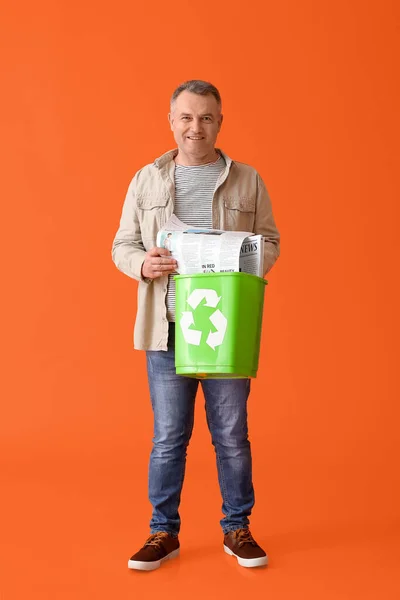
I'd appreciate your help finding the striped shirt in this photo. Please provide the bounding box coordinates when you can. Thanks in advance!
[166,154,226,321]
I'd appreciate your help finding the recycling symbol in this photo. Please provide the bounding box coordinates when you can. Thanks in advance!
[180,289,228,350]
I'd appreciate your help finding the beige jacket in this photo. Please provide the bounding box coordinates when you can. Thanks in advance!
[111,148,280,351]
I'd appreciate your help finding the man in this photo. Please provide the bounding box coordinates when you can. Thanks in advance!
[111,80,280,571]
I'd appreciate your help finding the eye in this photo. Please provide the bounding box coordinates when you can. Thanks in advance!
[203,116,212,121]
[181,116,191,120]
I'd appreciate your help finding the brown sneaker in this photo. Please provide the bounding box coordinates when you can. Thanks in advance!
[128,532,180,571]
[224,528,268,568]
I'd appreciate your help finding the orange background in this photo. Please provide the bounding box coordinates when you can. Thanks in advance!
[1,0,399,598]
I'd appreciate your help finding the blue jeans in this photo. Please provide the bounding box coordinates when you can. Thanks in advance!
[146,323,254,536]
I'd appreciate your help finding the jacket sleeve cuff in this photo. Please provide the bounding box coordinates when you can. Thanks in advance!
[129,253,153,284]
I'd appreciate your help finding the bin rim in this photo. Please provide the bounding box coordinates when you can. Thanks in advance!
[173,272,268,285]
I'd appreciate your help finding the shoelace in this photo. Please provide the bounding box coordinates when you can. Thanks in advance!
[144,532,170,547]
[233,528,257,547]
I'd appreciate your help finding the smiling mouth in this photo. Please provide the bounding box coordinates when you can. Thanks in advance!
[187,137,204,140]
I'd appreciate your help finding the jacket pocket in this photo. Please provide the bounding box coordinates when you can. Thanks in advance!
[223,196,255,232]
[136,194,169,209]
[136,194,170,248]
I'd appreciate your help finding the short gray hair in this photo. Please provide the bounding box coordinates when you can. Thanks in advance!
[170,80,222,109]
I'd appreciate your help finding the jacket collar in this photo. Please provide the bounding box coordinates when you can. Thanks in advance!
[154,148,233,171]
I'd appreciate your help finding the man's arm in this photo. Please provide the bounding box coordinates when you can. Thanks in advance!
[111,173,149,282]
[111,173,177,282]
[254,173,280,276]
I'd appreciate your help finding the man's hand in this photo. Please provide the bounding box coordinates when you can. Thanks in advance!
[141,247,178,280]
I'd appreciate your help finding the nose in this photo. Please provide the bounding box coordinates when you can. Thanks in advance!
[190,118,202,133]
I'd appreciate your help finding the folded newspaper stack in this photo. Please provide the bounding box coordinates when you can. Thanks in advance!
[156,215,264,277]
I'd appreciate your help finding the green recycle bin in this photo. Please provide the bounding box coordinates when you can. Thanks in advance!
[174,272,267,379]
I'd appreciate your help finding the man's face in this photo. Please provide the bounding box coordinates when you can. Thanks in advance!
[168,91,223,160]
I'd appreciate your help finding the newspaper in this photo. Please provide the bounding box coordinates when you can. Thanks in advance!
[156,215,264,277]
[239,235,264,277]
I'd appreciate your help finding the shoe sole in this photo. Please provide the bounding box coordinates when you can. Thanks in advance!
[128,548,180,571]
[224,544,268,568]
